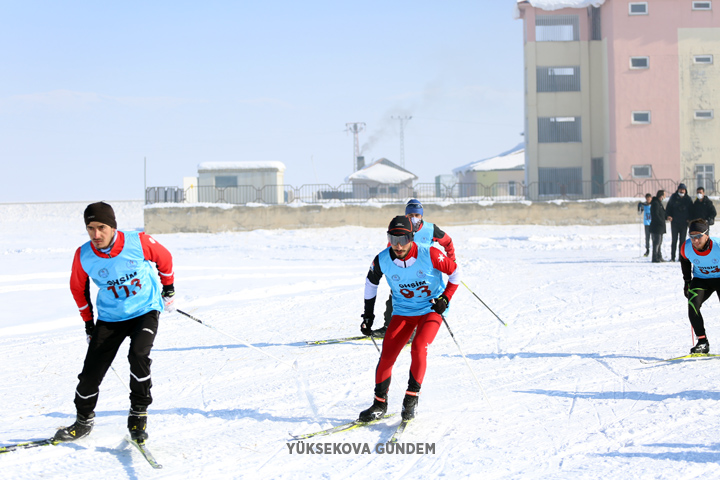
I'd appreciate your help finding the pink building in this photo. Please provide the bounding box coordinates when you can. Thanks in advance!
[516,0,720,198]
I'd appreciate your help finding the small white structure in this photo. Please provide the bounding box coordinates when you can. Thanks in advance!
[196,161,286,204]
[346,158,418,200]
[453,144,525,197]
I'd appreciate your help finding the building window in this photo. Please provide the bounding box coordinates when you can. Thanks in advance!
[692,1,712,10]
[697,165,715,193]
[632,165,652,178]
[589,6,602,40]
[695,110,714,119]
[630,57,649,69]
[538,167,583,195]
[538,117,582,142]
[215,176,238,188]
[591,158,604,195]
[632,111,651,124]
[535,15,579,42]
[537,66,581,92]
[694,55,714,64]
[629,2,648,15]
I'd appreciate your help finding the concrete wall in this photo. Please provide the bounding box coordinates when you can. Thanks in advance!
[144,200,648,234]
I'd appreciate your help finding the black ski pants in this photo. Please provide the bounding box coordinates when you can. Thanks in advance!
[687,277,720,338]
[671,223,688,260]
[651,233,664,262]
[74,310,159,416]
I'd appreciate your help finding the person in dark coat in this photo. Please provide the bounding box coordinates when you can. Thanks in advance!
[691,187,717,225]
[650,189,670,263]
[665,183,693,261]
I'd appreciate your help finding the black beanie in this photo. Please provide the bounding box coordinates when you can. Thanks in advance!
[84,202,117,229]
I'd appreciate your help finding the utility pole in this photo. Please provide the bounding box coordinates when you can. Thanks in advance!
[345,122,366,171]
[391,115,412,168]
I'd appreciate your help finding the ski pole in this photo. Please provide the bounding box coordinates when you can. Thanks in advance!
[461,281,507,326]
[442,316,492,410]
[177,309,297,371]
[369,335,381,354]
[110,365,131,393]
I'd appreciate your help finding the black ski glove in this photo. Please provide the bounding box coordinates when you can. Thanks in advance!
[684,282,691,299]
[431,294,449,315]
[84,320,95,344]
[360,314,375,336]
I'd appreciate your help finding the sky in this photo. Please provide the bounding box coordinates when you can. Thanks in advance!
[0,1,525,203]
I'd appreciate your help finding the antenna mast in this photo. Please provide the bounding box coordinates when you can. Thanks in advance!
[346,122,366,171]
[391,115,412,168]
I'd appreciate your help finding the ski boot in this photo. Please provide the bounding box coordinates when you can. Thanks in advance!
[53,412,95,442]
[691,338,710,354]
[401,393,419,420]
[128,407,148,442]
[358,395,387,422]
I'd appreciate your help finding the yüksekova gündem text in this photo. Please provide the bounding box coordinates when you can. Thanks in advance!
[287,441,435,455]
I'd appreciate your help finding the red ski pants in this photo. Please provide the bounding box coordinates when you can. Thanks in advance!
[375,312,443,387]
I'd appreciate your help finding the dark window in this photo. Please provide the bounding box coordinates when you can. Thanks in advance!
[538,117,582,143]
[630,57,649,69]
[591,158,604,195]
[538,167,583,195]
[537,67,581,92]
[629,3,648,15]
[589,6,601,40]
[215,176,237,188]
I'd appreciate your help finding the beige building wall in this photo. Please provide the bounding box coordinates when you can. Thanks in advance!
[679,28,720,192]
[520,6,607,197]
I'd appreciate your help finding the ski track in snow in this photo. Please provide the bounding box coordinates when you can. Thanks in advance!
[2,202,720,479]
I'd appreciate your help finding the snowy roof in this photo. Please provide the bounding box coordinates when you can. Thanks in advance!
[515,0,606,18]
[452,143,525,175]
[198,161,286,172]
[346,158,418,184]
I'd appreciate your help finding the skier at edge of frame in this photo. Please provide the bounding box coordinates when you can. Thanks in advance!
[680,218,720,354]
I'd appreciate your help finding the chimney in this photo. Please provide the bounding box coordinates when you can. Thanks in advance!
[356,156,365,170]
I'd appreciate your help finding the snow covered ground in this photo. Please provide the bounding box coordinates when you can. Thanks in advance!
[1,201,718,479]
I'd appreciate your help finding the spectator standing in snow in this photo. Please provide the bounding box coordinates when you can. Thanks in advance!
[691,187,716,226]
[372,199,456,337]
[637,193,652,257]
[650,190,670,263]
[680,218,719,354]
[359,216,460,421]
[53,202,175,444]
[665,183,693,261]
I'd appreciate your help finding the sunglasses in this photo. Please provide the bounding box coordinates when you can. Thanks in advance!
[690,230,709,239]
[388,233,413,246]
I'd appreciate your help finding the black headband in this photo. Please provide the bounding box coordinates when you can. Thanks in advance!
[689,221,709,235]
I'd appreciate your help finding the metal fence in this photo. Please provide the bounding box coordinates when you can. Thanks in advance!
[145,178,702,206]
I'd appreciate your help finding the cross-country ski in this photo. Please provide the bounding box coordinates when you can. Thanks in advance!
[640,352,720,364]
[290,414,396,441]
[126,436,163,469]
